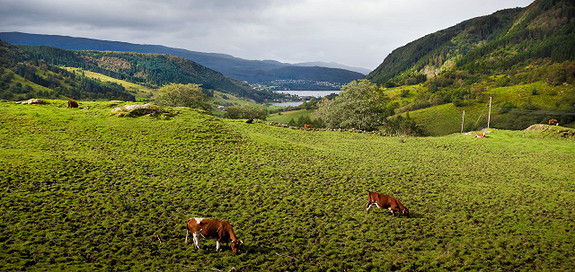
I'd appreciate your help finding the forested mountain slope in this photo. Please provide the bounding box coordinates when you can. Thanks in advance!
[367,0,575,86]
[364,0,575,134]
[0,42,278,102]
[0,42,135,101]
[0,32,365,89]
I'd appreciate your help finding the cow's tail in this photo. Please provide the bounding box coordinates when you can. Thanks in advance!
[184,218,191,246]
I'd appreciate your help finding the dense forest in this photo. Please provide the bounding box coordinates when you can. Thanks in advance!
[0,42,281,102]
[367,0,575,87]
[0,42,134,101]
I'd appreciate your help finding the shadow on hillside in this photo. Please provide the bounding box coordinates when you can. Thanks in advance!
[241,244,273,255]
[367,210,423,219]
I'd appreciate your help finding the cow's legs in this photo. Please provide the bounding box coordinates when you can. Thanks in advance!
[366,202,381,214]
[193,231,201,249]
[216,240,220,251]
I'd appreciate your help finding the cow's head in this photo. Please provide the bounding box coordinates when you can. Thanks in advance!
[231,239,243,255]
[402,207,410,218]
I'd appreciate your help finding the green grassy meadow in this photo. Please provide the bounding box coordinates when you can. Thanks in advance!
[1,100,574,271]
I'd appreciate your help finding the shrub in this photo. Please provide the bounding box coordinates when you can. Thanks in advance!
[400,89,410,98]
[224,104,268,120]
[382,114,426,136]
[453,98,465,107]
[154,83,211,110]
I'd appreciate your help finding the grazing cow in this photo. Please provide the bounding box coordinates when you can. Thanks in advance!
[246,118,254,124]
[184,218,243,255]
[475,132,486,138]
[304,124,312,129]
[67,100,79,108]
[549,119,558,126]
[366,191,409,217]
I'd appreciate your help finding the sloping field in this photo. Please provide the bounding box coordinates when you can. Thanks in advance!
[1,100,574,271]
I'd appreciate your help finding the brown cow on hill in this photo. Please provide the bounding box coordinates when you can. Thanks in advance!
[67,100,79,108]
[366,191,409,217]
[549,119,558,126]
[304,124,312,129]
[185,218,243,255]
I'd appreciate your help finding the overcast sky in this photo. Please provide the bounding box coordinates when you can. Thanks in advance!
[1,0,533,70]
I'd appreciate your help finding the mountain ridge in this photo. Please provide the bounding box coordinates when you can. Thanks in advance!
[366,0,575,86]
[0,41,279,102]
[0,32,365,89]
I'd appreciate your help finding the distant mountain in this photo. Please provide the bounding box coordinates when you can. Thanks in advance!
[0,32,364,90]
[0,41,279,102]
[366,0,575,86]
[295,61,370,75]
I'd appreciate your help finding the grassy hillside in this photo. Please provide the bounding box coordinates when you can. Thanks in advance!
[0,42,135,101]
[392,81,575,135]
[362,0,575,135]
[62,67,154,101]
[1,100,574,271]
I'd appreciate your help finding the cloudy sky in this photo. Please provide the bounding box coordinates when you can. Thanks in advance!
[1,0,533,70]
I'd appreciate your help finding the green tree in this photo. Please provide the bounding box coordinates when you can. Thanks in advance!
[154,83,211,110]
[224,104,268,120]
[382,114,426,136]
[316,79,390,131]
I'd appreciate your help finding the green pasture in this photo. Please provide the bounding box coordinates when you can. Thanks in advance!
[1,100,574,271]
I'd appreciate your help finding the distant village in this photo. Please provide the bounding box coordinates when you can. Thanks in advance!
[251,80,344,91]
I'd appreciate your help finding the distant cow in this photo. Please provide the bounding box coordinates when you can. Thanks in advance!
[185,218,243,255]
[366,191,409,217]
[475,132,486,138]
[67,100,78,108]
[304,124,312,129]
[549,119,558,126]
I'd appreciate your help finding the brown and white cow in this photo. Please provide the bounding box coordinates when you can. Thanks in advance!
[366,191,409,217]
[549,119,558,126]
[184,218,243,255]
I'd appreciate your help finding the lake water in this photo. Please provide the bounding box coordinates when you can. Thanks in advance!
[271,90,341,107]
[270,101,305,107]
[274,90,341,97]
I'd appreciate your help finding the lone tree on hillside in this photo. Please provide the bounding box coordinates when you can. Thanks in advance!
[154,83,211,110]
[316,79,391,131]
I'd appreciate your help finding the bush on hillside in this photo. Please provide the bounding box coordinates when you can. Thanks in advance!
[382,114,427,136]
[154,83,211,110]
[224,104,268,120]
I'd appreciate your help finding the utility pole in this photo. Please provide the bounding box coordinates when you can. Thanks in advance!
[461,110,465,133]
[487,96,492,129]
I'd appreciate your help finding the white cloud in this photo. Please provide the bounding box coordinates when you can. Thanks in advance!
[0,0,533,69]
